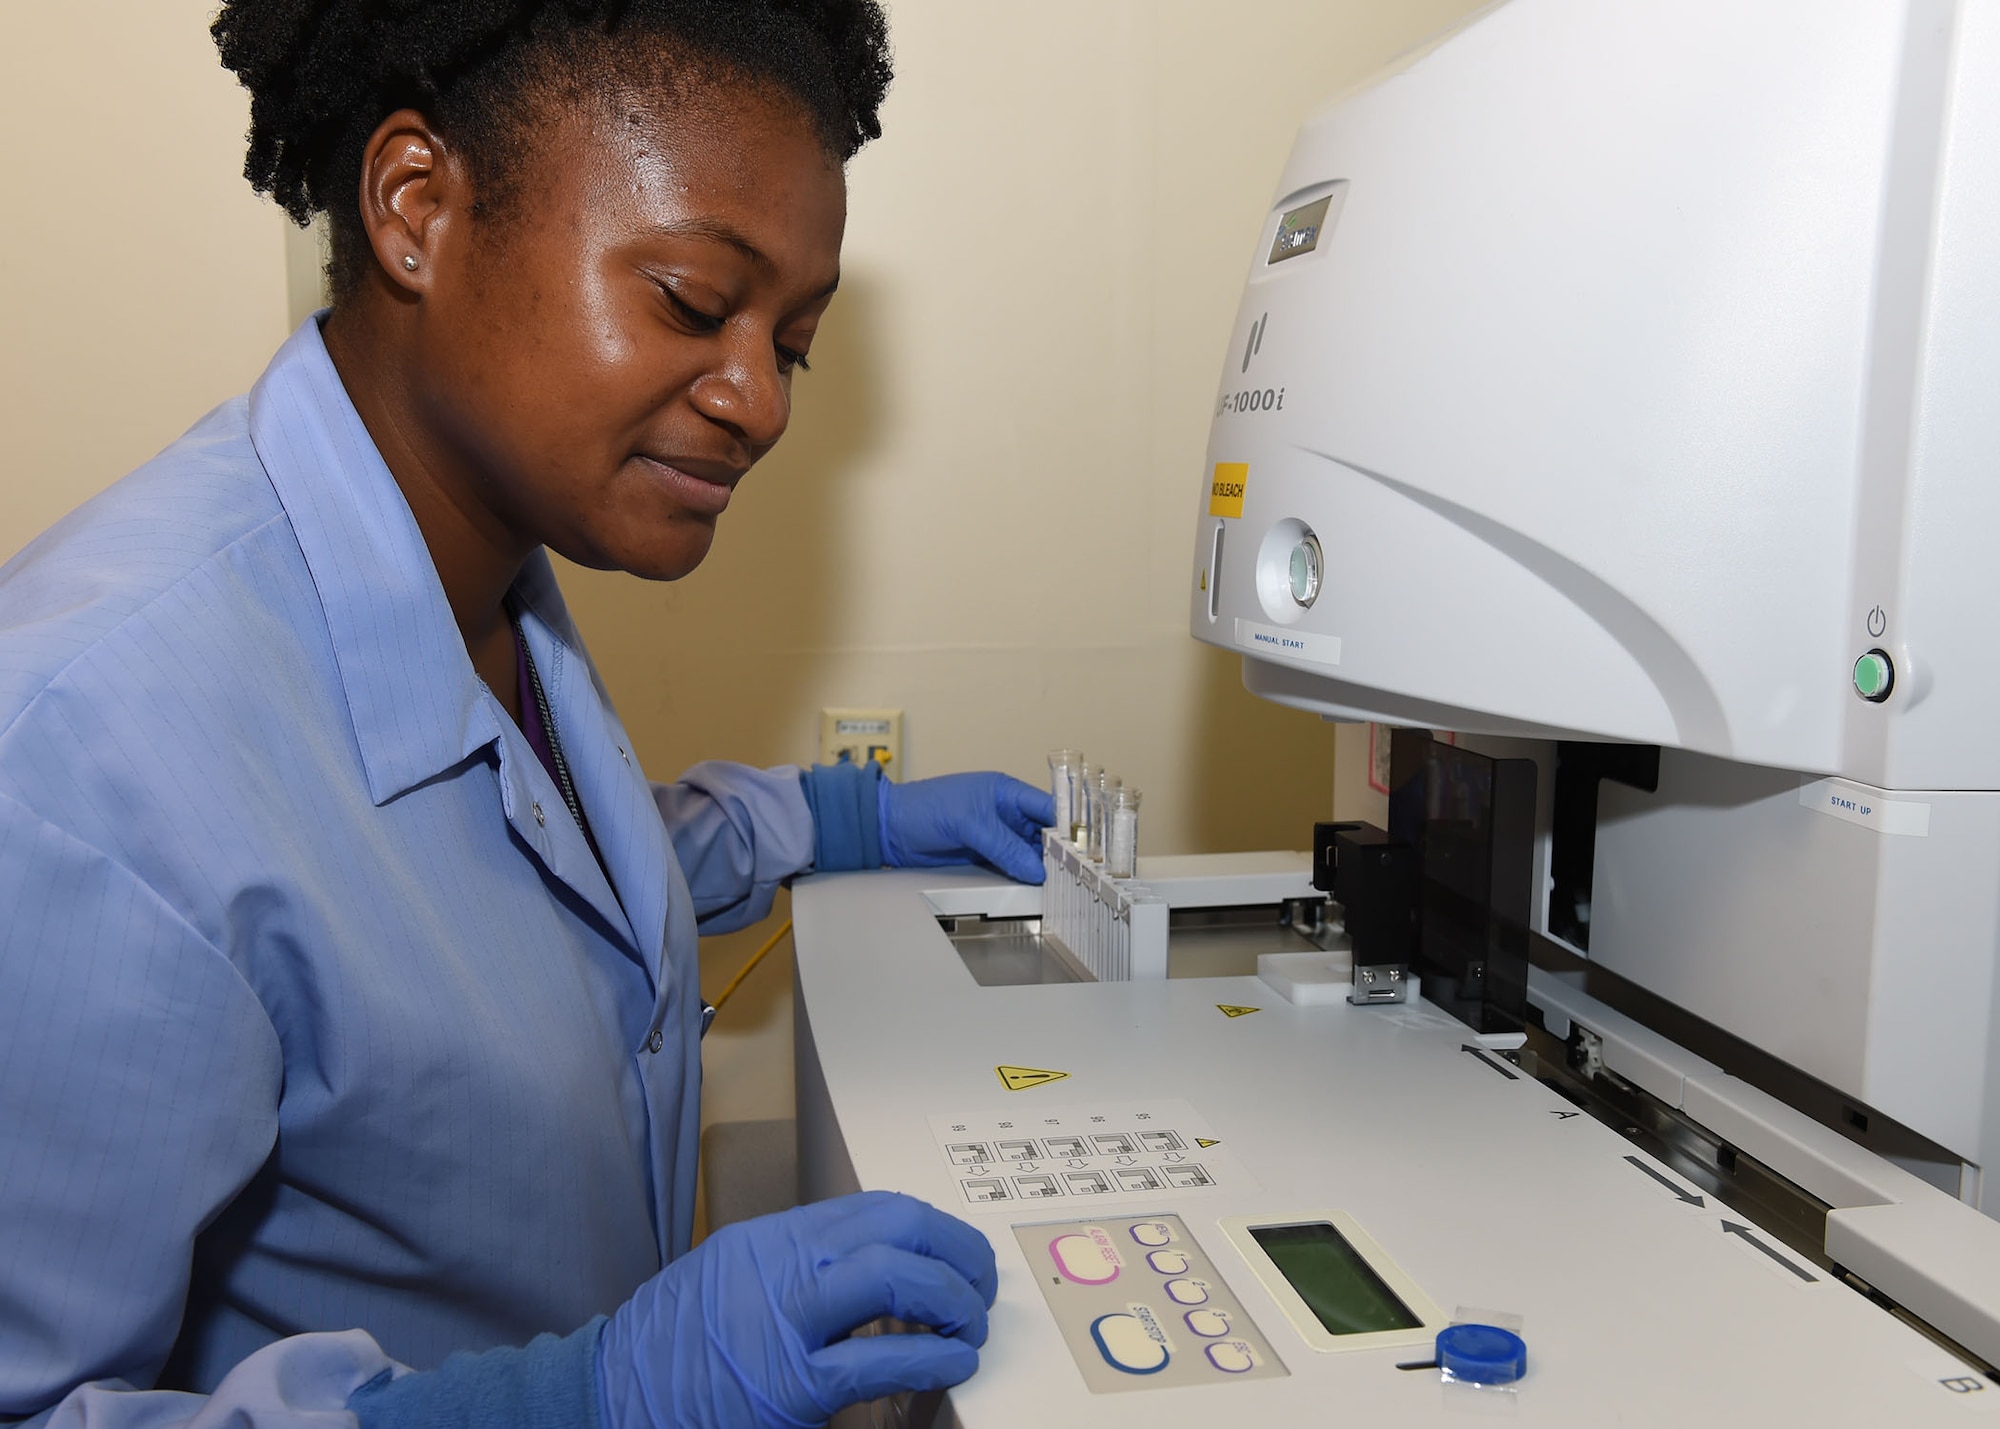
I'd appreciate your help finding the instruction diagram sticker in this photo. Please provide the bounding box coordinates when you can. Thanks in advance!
[997,1065,1070,1093]
[928,1099,1252,1210]
[1216,1004,1261,1018]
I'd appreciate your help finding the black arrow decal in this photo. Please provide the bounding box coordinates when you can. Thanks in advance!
[1624,1155,1705,1207]
[1720,1221,1816,1282]
[1460,1044,1519,1081]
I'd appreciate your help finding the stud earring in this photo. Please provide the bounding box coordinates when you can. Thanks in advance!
[402,255,420,272]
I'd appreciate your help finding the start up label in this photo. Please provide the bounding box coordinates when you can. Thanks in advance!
[1799,777,1931,838]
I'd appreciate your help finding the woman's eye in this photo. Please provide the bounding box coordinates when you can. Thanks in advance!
[776,344,812,374]
[660,284,725,334]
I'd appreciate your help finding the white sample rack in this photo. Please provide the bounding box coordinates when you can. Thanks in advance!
[1040,828,1169,980]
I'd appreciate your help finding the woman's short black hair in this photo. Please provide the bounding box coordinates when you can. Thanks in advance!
[212,0,891,296]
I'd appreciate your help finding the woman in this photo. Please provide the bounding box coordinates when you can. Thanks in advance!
[0,3,1052,1425]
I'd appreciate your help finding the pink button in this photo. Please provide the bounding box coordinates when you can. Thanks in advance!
[1050,1232,1121,1284]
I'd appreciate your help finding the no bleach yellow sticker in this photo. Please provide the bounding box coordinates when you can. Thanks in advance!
[1209,462,1248,519]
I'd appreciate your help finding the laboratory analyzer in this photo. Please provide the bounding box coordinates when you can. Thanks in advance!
[790,1,2000,1424]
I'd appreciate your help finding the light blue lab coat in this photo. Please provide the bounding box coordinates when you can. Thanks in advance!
[0,320,815,1427]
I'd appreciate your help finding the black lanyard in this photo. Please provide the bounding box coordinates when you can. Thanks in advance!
[508,604,715,1038]
[510,608,587,837]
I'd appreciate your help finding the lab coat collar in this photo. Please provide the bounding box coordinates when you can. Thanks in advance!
[244,320,654,958]
[510,556,671,971]
[248,318,501,807]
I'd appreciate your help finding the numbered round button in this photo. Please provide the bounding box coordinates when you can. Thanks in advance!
[1129,1222,1174,1247]
[1206,1341,1258,1374]
[1185,1309,1231,1338]
[1146,1250,1191,1275]
[1164,1278,1210,1305]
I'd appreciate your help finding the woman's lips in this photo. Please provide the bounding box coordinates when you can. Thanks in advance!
[637,455,738,517]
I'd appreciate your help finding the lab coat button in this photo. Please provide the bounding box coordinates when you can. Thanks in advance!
[1147,1250,1191,1275]
[1129,1221,1175,1247]
[1206,1341,1257,1373]
[1164,1278,1209,1305]
[1089,1313,1169,1375]
[532,801,546,826]
[1185,1309,1231,1337]
[647,1029,664,1054]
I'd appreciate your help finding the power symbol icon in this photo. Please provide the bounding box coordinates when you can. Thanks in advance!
[1867,606,1887,638]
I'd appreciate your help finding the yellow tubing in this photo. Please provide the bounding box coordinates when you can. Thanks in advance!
[710,919,794,1013]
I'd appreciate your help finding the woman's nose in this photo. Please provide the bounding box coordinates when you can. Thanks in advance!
[690,343,790,448]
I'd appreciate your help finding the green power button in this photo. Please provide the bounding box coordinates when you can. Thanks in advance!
[1854,649,1895,703]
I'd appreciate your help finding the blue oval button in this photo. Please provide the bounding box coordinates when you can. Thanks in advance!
[1090,1313,1170,1375]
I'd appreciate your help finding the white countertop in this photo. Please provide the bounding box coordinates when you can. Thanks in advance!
[792,866,1988,1426]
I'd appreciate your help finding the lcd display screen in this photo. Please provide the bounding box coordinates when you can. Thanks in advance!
[1247,1222,1423,1335]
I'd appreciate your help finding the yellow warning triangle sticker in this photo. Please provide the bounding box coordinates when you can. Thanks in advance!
[996,1064,1071,1092]
[1196,1137,1221,1148]
[1216,1004,1261,1018]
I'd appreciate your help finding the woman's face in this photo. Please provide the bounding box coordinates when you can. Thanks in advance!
[406,87,848,581]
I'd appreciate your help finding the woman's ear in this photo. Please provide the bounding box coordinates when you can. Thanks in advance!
[354,107,465,293]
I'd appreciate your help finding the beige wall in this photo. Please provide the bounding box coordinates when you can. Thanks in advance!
[1,0,1485,1150]
[0,3,294,556]
[1333,723,1394,827]
[568,0,1489,851]
[666,0,1490,1141]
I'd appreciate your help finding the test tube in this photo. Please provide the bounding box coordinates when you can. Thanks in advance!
[1090,774,1120,862]
[1048,749,1080,844]
[1075,759,1098,845]
[1106,786,1142,878]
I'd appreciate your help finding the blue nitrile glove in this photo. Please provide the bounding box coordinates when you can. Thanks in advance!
[597,1191,998,1429]
[879,771,1055,884]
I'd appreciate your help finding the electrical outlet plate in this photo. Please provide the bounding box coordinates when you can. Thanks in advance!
[819,708,903,779]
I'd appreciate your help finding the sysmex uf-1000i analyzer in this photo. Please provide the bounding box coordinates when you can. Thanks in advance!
[788,3,2000,1424]
[1195,0,2000,1368]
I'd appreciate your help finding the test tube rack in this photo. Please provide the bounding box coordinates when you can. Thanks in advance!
[1040,827,1168,980]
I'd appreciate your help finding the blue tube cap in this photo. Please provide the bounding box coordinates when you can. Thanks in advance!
[1436,1323,1527,1385]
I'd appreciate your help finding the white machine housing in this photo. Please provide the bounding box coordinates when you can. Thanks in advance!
[1191,0,2000,1209]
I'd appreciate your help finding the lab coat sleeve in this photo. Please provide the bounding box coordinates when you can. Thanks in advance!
[35,1335,395,1429]
[0,793,395,1427]
[650,761,815,934]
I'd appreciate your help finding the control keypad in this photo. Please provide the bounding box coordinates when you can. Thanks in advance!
[1015,1213,1288,1394]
